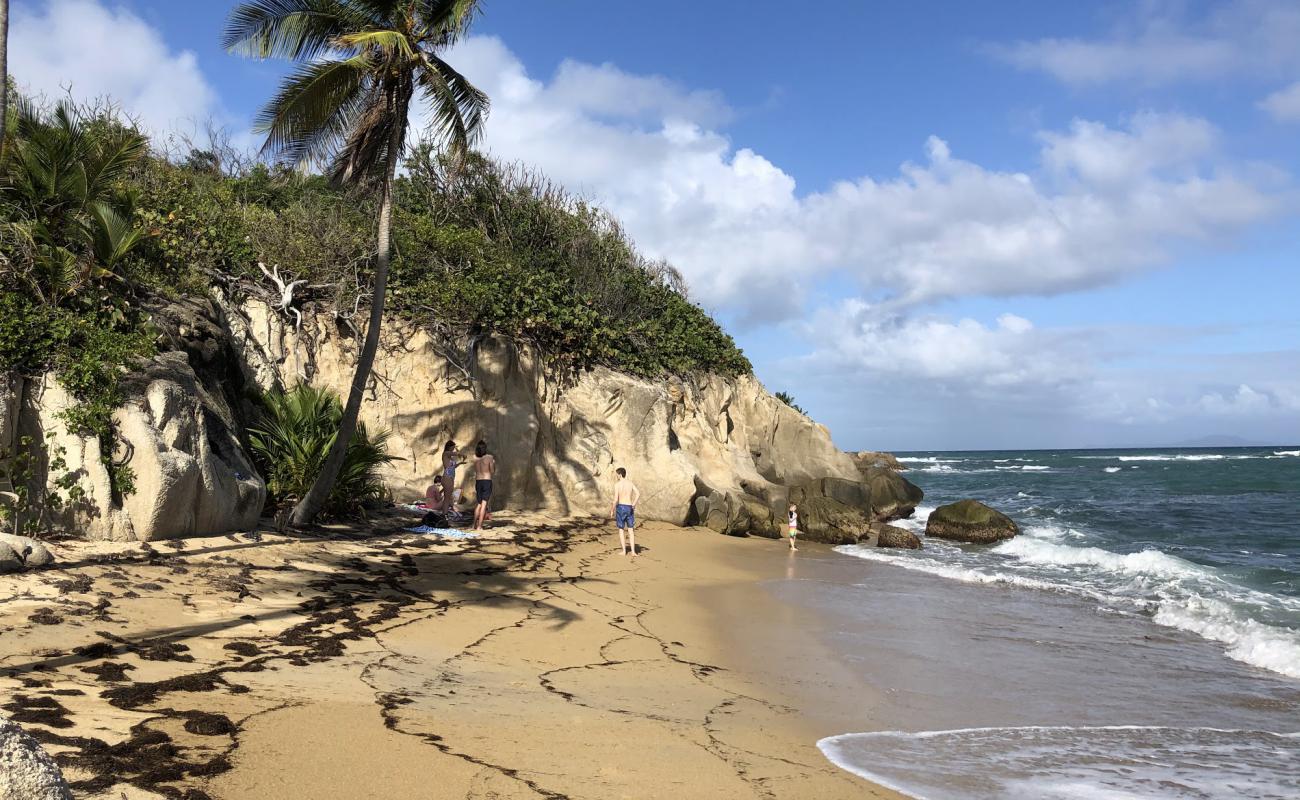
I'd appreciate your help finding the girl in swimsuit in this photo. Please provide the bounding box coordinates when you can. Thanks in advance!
[441,441,462,513]
[788,503,799,551]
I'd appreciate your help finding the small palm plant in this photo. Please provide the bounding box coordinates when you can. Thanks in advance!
[224,0,489,526]
[249,384,397,518]
[1,100,150,305]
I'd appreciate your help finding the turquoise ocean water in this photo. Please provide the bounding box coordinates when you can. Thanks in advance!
[814,446,1300,799]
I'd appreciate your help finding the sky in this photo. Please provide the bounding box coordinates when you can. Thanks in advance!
[9,0,1300,450]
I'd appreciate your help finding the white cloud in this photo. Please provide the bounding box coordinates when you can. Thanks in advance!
[10,0,220,135]
[444,37,1284,320]
[991,0,1300,87]
[1260,81,1300,122]
[809,303,1091,390]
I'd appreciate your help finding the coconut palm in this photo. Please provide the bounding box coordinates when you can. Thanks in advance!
[1,0,10,154]
[224,0,489,525]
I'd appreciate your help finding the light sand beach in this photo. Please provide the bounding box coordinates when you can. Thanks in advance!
[0,513,905,799]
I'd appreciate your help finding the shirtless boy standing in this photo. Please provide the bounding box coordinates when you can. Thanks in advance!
[472,440,496,531]
[611,467,640,558]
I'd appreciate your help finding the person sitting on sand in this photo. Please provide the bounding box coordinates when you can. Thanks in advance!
[788,503,799,551]
[472,440,496,531]
[425,476,444,508]
[611,467,640,558]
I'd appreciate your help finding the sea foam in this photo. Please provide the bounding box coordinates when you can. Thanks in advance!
[818,727,1300,800]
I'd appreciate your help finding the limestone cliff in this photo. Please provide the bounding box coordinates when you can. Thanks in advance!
[2,293,919,541]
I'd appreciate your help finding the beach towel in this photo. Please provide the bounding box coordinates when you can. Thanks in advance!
[403,526,479,539]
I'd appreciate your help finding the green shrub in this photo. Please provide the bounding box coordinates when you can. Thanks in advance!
[248,385,398,519]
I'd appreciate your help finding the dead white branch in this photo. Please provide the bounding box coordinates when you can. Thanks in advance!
[258,261,307,330]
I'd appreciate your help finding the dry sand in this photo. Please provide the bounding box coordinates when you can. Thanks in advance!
[0,512,904,799]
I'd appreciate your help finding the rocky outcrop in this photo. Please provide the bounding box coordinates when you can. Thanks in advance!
[0,716,73,800]
[853,450,906,471]
[925,499,1019,544]
[7,326,265,541]
[3,292,913,541]
[231,295,872,529]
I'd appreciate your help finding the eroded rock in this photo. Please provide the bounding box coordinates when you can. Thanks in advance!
[925,499,1019,544]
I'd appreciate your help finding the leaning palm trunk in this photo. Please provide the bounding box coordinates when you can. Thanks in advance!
[291,100,408,526]
[0,0,9,154]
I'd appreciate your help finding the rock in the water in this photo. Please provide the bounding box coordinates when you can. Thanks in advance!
[925,499,1019,544]
[861,466,924,521]
[0,716,73,800]
[0,543,21,574]
[871,523,922,549]
[0,534,54,568]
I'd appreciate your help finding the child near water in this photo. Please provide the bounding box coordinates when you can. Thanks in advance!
[788,503,799,551]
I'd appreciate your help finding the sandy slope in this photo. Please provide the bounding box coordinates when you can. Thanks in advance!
[0,513,903,799]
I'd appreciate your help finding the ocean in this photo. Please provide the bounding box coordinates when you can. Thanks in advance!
[791,446,1300,799]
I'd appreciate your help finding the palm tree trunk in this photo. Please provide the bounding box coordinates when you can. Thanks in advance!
[290,99,408,526]
[0,0,9,156]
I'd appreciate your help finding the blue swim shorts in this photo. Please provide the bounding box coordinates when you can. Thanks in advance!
[615,503,635,528]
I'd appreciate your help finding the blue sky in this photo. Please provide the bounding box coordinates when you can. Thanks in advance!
[10,0,1300,450]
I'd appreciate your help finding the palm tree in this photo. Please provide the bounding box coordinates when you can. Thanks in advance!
[224,0,489,525]
[1,0,10,154]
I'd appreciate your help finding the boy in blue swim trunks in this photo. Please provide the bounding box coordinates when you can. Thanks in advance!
[610,467,641,558]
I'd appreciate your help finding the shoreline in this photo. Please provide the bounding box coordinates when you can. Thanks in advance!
[0,513,905,799]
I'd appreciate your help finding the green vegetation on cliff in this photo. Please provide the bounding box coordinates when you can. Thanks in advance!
[0,103,749,385]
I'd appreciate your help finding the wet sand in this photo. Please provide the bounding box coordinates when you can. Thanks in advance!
[0,513,903,799]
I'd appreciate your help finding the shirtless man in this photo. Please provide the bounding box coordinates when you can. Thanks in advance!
[472,440,496,531]
[610,467,641,557]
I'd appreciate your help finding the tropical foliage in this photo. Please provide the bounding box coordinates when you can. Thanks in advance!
[0,102,157,499]
[224,0,490,525]
[248,384,397,518]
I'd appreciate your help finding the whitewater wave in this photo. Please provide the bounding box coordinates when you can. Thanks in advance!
[836,510,1300,680]
[1276,450,1300,457]
[897,456,963,464]
[1103,466,1121,473]
[995,465,1050,471]
[818,726,1300,800]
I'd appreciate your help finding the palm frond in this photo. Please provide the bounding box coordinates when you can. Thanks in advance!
[333,29,415,59]
[223,0,368,60]
[328,76,411,185]
[415,53,489,154]
[417,0,483,43]
[254,54,374,166]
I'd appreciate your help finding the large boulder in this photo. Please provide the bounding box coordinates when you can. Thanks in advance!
[0,543,22,574]
[862,466,924,521]
[693,488,781,538]
[925,499,1019,544]
[0,534,54,568]
[0,716,73,800]
[786,484,872,545]
[870,523,922,549]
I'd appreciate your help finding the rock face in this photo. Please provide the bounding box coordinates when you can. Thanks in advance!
[5,298,266,541]
[925,499,1019,544]
[232,296,871,528]
[860,467,924,521]
[2,293,917,540]
[0,716,73,800]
